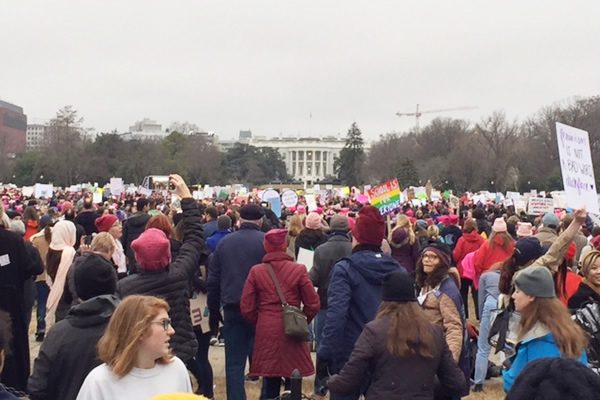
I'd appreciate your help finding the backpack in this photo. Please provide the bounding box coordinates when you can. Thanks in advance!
[572,301,600,370]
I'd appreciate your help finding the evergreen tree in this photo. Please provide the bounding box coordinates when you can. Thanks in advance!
[395,158,419,187]
[334,122,366,187]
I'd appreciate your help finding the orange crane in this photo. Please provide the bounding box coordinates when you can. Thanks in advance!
[396,104,478,132]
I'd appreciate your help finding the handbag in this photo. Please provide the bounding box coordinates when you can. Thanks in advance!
[266,263,310,341]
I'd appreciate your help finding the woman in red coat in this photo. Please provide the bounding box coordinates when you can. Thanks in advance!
[241,228,320,400]
[453,218,485,319]
[474,217,515,289]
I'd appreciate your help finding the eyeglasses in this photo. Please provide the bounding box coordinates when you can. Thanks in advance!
[422,253,439,260]
[150,319,172,332]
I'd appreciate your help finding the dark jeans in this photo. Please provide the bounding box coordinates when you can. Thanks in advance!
[261,377,290,400]
[187,330,214,397]
[35,281,49,334]
[223,306,255,400]
[460,277,478,320]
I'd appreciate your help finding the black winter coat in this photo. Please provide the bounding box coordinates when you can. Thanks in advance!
[294,229,328,258]
[0,227,40,391]
[568,282,600,310]
[117,198,204,362]
[310,234,352,308]
[74,210,99,236]
[327,316,466,400]
[121,211,151,273]
[28,295,119,400]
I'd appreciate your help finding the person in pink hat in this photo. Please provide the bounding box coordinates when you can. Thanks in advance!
[294,212,328,258]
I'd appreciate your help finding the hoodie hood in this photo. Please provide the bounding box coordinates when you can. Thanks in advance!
[66,294,119,328]
[126,212,151,229]
[463,230,483,243]
[349,250,404,285]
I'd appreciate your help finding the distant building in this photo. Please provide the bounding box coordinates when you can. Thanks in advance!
[0,99,27,157]
[26,124,47,151]
[218,130,351,184]
[122,118,165,141]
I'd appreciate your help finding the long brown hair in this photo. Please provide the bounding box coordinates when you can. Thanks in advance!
[377,301,436,359]
[518,297,587,358]
[98,295,172,377]
[488,231,514,251]
[415,256,449,289]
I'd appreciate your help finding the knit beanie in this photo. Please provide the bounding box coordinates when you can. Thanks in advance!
[305,212,322,230]
[352,205,385,246]
[420,244,452,269]
[513,237,542,266]
[95,214,118,233]
[514,266,555,298]
[542,212,559,228]
[329,215,349,232]
[382,271,417,302]
[131,228,171,271]
[516,222,533,237]
[263,228,288,253]
[61,201,74,213]
[507,357,600,400]
[240,204,265,220]
[492,217,507,233]
[74,253,118,300]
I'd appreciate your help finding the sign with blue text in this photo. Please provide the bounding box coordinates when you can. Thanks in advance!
[556,122,599,214]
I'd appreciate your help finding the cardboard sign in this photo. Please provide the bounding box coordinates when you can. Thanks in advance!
[297,247,314,271]
[527,197,554,215]
[556,122,599,214]
[34,183,53,199]
[367,179,401,214]
[110,178,124,196]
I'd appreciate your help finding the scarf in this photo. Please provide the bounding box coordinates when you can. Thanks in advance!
[45,220,76,329]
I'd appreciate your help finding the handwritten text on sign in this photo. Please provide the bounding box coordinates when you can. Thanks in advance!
[556,122,599,214]
[368,178,401,214]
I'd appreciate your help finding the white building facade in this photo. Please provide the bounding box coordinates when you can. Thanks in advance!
[251,136,347,183]
[26,124,47,151]
[122,118,165,141]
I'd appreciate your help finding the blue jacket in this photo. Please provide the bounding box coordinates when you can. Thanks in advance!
[207,223,265,310]
[206,229,231,253]
[203,220,218,240]
[503,330,588,392]
[317,249,405,368]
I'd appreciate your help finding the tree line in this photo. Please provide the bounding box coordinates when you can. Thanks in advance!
[2,95,599,191]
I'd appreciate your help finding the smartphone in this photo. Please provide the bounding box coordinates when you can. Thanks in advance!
[149,175,175,191]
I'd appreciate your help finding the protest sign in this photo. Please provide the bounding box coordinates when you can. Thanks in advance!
[110,178,124,196]
[305,194,318,211]
[192,191,204,200]
[34,183,53,199]
[367,179,401,214]
[93,189,103,204]
[556,122,599,214]
[261,189,279,202]
[268,197,282,218]
[22,186,34,197]
[297,247,314,271]
[281,190,298,208]
[527,197,554,215]
[138,186,152,197]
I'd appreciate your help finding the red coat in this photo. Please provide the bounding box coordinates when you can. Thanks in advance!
[241,251,320,377]
[452,231,484,276]
[473,235,514,274]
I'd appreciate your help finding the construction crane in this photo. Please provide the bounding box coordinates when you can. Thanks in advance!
[396,104,478,132]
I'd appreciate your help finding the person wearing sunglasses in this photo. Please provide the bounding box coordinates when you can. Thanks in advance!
[76,295,192,400]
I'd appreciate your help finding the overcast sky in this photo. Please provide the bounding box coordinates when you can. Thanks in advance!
[2,1,599,141]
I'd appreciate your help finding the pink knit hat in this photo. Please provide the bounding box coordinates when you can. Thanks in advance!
[492,217,507,233]
[305,212,322,230]
[131,228,171,270]
[516,222,533,237]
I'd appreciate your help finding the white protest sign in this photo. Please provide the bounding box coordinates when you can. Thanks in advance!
[281,190,299,208]
[556,122,599,214]
[138,186,152,197]
[22,186,34,197]
[192,191,204,200]
[110,178,124,196]
[261,189,279,202]
[305,194,318,211]
[34,183,53,199]
[297,247,315,271]
[92,190,103,204]
[527,197,554,215]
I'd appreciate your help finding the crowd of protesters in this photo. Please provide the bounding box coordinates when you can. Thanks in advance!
[2,178,600,399]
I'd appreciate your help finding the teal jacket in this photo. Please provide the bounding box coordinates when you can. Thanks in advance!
[503,328,588,392]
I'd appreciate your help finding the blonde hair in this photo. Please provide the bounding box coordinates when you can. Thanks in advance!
[427,225,440,241]
[98,295,171,377]
[91,232,116,256]
[390,215,416,245]
[580,250,600,278]
[518,297,587,358]
[287,214,304,237]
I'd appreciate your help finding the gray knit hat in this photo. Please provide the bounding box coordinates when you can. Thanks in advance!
[329,215,349,232]
[514,266,556,298]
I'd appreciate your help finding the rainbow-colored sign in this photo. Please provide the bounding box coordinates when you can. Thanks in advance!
[368,179,401,214]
